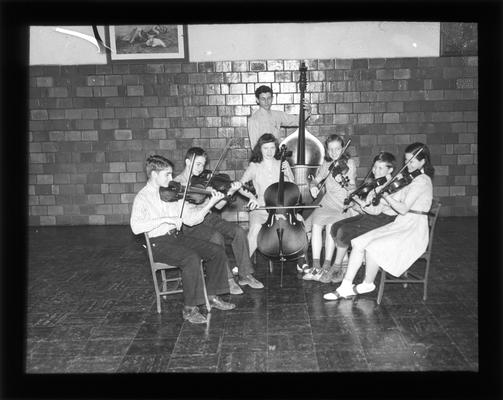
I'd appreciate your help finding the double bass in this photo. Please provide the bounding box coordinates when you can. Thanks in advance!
[280,62,325,210]
[256,145,308,262]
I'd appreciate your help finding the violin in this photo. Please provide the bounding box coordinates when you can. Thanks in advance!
[310,140,352,200]
[193,170,256,202]
[371,169,422,206]
[368,145,425,207]
[192,170,236,201]
[256,145,308,261]
[159,181,212,204]
[343,176,387,208]
[328,155,350,188]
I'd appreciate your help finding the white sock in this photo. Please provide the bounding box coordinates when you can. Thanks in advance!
[339,278,353,290]
[337,279,354,296]
[356,282,376,294]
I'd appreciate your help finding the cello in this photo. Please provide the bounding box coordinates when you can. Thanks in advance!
[256,145,308,266]
[280,62,325,210]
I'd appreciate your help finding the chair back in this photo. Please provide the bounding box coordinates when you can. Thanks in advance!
[143,233,156,267]
[425,199,441,254]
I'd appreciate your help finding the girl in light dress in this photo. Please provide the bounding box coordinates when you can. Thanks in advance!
[324,142,434,300]
[302,134,357,282]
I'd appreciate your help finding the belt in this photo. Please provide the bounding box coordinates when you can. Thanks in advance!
[408,209,432,216]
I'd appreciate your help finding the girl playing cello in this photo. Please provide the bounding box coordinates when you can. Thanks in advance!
[239,133,308,268]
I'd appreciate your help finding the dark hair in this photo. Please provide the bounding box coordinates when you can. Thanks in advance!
[255,85,273,99]
[145,155,174,178]
[368,151,396,179]
[324,134,349,162]
[184,147,207,162]
[404,142,435,178]
[249,133,279,163]
[373,151,396,170]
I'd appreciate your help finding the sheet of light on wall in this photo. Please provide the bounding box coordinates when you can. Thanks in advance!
[30,26,108,65]
[29,22,440,65]
[188,22,440,61]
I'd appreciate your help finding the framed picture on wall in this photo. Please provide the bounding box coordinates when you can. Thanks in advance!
[106,25,188,61]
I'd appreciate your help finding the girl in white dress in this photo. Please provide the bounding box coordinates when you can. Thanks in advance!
[303,134,357,281]
[323,142,434,300]
[239,133,307,265]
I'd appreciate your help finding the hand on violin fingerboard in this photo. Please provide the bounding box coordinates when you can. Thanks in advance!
[228,181,242,196]
[309,186,320,199]
[208,190,225,206]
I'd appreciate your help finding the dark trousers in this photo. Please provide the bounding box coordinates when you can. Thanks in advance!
[183,212,254,279]
[330,213,397,247]
[150,233,229,307]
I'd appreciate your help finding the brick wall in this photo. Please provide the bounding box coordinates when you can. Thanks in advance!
[28,56,478,225]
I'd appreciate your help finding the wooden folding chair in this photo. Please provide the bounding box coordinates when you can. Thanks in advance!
[376,199,442,305]
[143,233,210,313]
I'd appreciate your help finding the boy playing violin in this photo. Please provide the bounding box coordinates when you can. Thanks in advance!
[130,155,235,324]
[174,147,264,292]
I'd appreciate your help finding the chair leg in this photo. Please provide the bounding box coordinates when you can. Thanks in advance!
[269,259,273,273]
[200,261,211,312]
[156,294,162,314]
[376,269,386,305]
[423,258,430,301]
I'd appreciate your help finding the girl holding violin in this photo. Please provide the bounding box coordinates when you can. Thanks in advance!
[239,133,308,267]
[324,143,434,301]
[174,147,264,291]
[303,134,357,281]
[324,151,398,284]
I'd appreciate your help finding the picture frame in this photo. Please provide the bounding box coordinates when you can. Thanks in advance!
[106,25,188,62]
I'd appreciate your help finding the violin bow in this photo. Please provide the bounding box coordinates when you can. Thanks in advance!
[345,165,374,200]
[317,138,352,192]
[204,138,234,188]
[177,153,197,231]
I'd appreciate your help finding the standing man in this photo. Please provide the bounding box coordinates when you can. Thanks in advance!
[247,85,312,149]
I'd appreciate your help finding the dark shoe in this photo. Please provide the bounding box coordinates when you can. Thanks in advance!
[228,278,244,295]
[318,264,339,283]
[182,307,207,324]
[238,274,264,289]
[331,266,347,284]
[209,296,236,311]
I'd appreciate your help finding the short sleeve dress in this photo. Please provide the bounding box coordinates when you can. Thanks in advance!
[240,160,295,225]
[307,158,358,227]
[351,173,433,277]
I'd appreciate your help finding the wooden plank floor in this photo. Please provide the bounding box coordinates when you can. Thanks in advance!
[26,217,477,373]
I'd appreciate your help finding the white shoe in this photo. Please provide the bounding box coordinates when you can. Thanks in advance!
[355,282,375,294]
[323,285,356,301]
[296,263,309,273]
[302,269,320,280]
